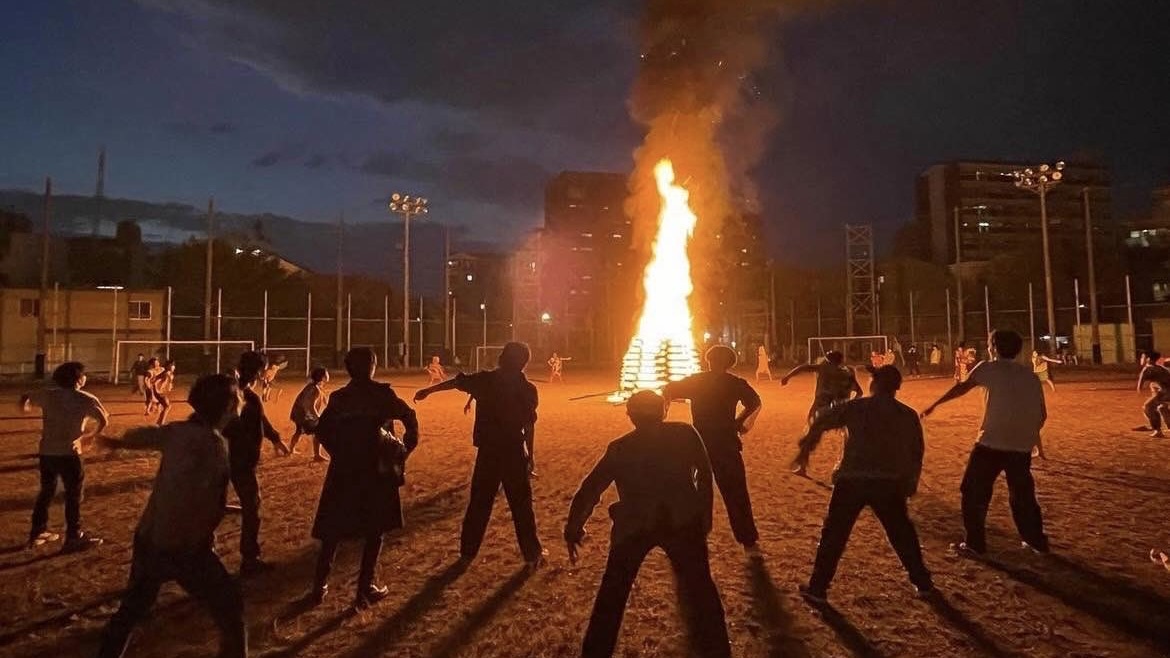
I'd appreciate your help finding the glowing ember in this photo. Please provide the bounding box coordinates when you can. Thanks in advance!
[612,159,701,399]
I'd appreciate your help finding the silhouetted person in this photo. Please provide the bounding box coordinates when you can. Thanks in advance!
[792,366,932,603]
[781,350,862,423]
[566,390,730,658]
[21,361,107,552]
[664,345,763,550]
[289,367,329,460]
[130,353,149,395]
[310,348,418,608]
[414,342,545,566]
[97,374,246,658]
[224,351,289,576]
[149,361,176,426]
[905,344,921,376]
[923,329,1049,556]
[1137,351,1170,438]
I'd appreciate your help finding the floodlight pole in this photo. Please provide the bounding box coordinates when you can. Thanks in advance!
[389,193,429,368]
[1012,162,1065,354]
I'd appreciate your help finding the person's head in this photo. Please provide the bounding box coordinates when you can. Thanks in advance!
[1143,351,1162,366]
[310,366,329,384]
[869,365,902,397]
[188,374,241,429]
[148,357,160,368]
[958,342,966,349]
[988,329,1024,360]
[52,362,86,389]
[237,351,266,385]
[626,390,666,429]
[431,355,440,364]
[164,361,176,372]
[824,350,844,366]
[498,342,531,372]
[345,347,377,380]
[704,345,737,372]
[135,353,145,361]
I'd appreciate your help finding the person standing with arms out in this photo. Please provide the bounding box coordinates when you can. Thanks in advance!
[922,329,1050,556]
[565,391,730,658]
[664,345,763,552]
[426,356,446,385]
[150,361,177,426]
[143,357,163,415]
[755,345,772,382]
[781,349,863,423]
[414,342,545,567]
[309,348,419,608]
[96,374,246,658]
[1136,351,1170,438]
[1032,350,1061,393]
[224,351,290,576]
[20,361,107,552]
[130,354,148,395]
[905,343,922,376]
[289,367,329,460]
[547,352,571,383]
[791,366,933,603]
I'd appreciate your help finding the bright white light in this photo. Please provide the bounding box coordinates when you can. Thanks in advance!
[466,274,474,282]
[540,312,552,323]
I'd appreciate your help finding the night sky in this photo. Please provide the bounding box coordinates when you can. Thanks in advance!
[2,0,1168,264]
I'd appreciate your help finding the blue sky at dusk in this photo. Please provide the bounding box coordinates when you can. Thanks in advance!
[2,1,1168,263]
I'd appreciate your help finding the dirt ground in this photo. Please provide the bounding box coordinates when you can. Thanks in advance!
[1,367,1169,658]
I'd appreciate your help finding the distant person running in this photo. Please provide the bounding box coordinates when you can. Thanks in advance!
[20,362,108,552]
[781,350,863,423]
[96,374,245,658]
[426,356,446,385]
[289,367,329,460]
[548,352,572,383]
[565,390,731,658]
[923,329,1050,557]
[130,354,149,395]
[149,361,177,426]
[1032,350,1061,393]
[414,342,545,567]
[143,357,163,415]
[792,366,932,603]
[1136,351,1170,438]
[755,345,772,382]
[664,345,763,551]
[260,355,288,403]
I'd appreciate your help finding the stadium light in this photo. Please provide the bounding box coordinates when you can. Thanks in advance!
[389,193,429,367]
[1011,161,1065,352]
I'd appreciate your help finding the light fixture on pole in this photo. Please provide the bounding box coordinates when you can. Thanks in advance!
[480,302,488,348]
[389,192,429,368]
[1011,161,1065,353]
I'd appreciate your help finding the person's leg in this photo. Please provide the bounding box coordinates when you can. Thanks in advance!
[1144,394,1163,432]
[288,426,303,453]
[869,484,933,591]
[60,455,85,540]
[174,549,247,658]
[231,468,263,564]
[959,446,1003,553]
[156,396,171,426]
[356,533,385,595]
[663,530,731,658]
[706,443,759,547]
[581,536,653,658]
[98,541,165,658]
[499,448,543,561]
[30,456,59,541]
[460,451,501,559]
[313,539,339,593]
[1003,451,1049,551]
[311,435,325,460]
[807,481,867,595]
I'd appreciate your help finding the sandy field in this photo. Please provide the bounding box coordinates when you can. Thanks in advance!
[1,368,1168,658]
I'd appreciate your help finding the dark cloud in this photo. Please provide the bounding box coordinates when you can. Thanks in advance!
[359,151,553,209]
[164,119,238,136]
[209,121,237,134]
[251,150,284,168]
[303,153,328,169]
[430,127,487,154]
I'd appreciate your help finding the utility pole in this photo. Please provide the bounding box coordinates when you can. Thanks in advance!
[443,225,451,354]
[953,206,965,342]
[389,193,429,368]
[203,198,214,361]
[1084,188,1101,364]
[34,177,52,378]
[335,213,345,367]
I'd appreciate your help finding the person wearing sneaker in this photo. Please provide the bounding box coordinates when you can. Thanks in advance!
[414,342,544,566]
[224,351,290,576]
[21,361,108,552]
[566,390,729,658]
[663,345,763,551]
[792,365,933,603]
[1136,351,1170,438]
[922,329,1050,556]
[309,348,419,608]
[96,374,245,658]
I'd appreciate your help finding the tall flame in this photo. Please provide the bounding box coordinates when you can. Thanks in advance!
[614,159,701,397]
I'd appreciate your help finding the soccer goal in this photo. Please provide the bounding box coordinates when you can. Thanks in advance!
[262,346,313,377]
[475,345,508,371]
[114,340,255,384]
[806,335,888,365]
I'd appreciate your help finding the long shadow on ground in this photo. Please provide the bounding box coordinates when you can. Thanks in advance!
[746,554,813,658]
[924,591,1018,657]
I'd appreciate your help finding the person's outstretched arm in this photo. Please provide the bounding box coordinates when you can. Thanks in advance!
[414,378,461,402]
[98,425,166,451]
[564,448,615,563]
[921,379,977,417]
[780,364,816,385]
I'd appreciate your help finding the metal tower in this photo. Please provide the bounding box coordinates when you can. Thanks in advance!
[845,224,876,335]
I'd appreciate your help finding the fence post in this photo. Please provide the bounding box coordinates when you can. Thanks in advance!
[262,289,269,351]
[165,285,172,361]
[909,291,916,345]
[215,287,223,373]
[1028,282,1035,351]
[1074,278,1082,326]
[346,293,352,352]
[945,288,952,349]
[383,294,389,370]
[984,285,991,335]
[306,291,312,376]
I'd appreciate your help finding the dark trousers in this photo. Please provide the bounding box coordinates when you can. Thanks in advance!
[98,538,246,658]
[1143,393,1170,429]
[31,454,84,539]
[959,444,1048,553]
[461,445,542,561]
[314,534,383,595]
[703,441,759,546]
[808,479,931,593]
[230,468,262,561]
[582,526,730,658]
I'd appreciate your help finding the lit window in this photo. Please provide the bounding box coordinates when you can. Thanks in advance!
[581,232,593,238]
[466,274,474,282]
[611,233,622,239]
[740,248,748,253]
[19,299,40,318]
[129,300,152,320]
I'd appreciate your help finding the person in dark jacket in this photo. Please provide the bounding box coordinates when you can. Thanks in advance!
[223,351,289,576]
[565,390,729,658]
[792,365,932,603]
[663,345,763,551]
[310,348,419,608]
[414,342,544,566]
[781,350,863,422]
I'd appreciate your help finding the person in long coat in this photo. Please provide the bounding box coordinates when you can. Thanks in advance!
[309,348,419,608]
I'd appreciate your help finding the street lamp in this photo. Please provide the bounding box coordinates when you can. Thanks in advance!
[480,302,488,348]
[389,193,428,368]
[1011,161,1065,353]
[97,285,124,382]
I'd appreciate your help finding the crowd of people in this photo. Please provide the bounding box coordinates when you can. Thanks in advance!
[14,329,1163,657]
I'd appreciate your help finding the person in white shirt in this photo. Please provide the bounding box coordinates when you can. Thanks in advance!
[922,329,1050,556]
[20,361,108,552]
[289,367,329,460]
